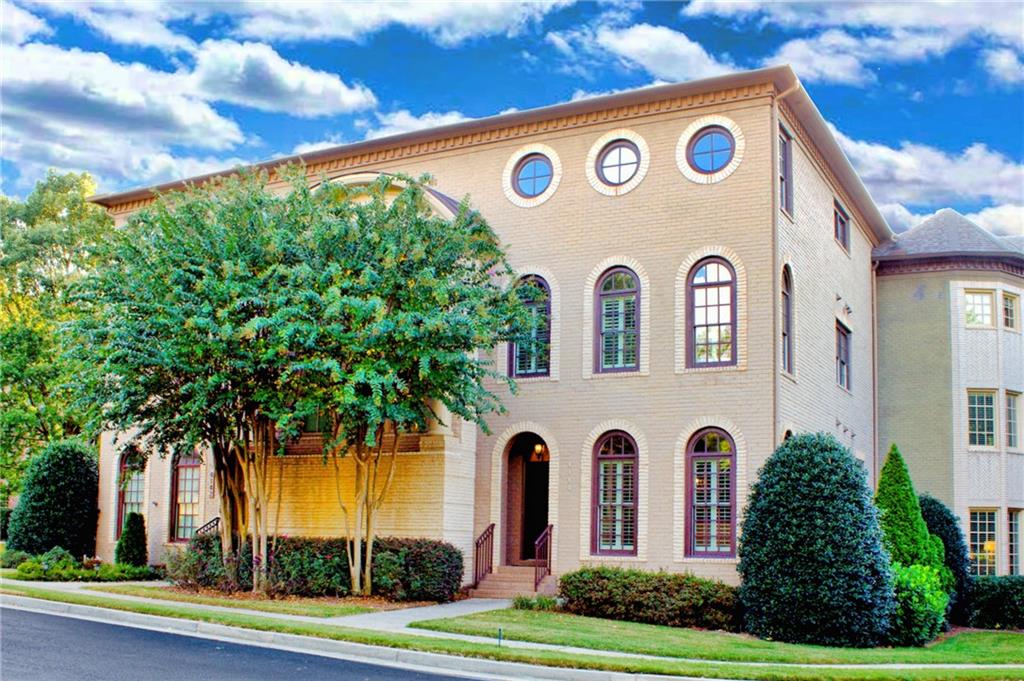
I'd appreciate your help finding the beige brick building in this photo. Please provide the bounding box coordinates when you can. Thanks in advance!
[90,65,1018,590]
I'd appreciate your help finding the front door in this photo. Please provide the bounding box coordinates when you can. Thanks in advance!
[504,433,550,564]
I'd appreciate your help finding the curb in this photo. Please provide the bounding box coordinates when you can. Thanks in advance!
[0,595,743,681]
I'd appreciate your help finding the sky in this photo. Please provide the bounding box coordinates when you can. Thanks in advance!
[2,0,1023,235]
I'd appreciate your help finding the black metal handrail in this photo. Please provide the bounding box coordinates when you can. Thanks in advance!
[534,524,553,591]
[473,523,495,588]
[196,517,220,536]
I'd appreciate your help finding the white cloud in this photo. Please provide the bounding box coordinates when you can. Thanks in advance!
[594,23,735,82]
[362,110,474,141]
[963,204,1024,236]
[190,40,376,117]
[27,0,197,52]
[2,2,51,45]
[984,48,1024,85]
[683,1,1024,49]
[830,125,1024,207]
[764,28,957,85]
[291,135,347,155]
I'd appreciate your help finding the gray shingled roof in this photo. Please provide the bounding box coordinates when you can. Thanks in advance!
[1001,235,1024,254]
[874,208,1021,260]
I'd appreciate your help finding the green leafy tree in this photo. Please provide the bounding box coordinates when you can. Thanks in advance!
[69,169,529,594]
[0,171,111,501]
[7,439,98,557]
[919,493,972,624]
[739,433,895,647]
[279,176,531,594]
[875,445,952,591]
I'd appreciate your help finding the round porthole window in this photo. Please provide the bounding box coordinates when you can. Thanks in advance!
[687,126,735,174]
[513,154,553,198]
[597,140,640,186]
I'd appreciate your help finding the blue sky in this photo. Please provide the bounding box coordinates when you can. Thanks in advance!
[2,1,1022,234]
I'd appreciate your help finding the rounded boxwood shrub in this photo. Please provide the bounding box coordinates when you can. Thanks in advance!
[559,566,741,631]
[969,576,1024,630]
[875,445,952,592]
[739,433,895,647]
[918,493,972,625]
[889,563,948,646]
[115,512,148,567]
[7,440,98,557]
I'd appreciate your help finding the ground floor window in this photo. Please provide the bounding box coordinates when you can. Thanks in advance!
[970,509,997,576]
[117,456,144,538]
[687,428,735,557]
[170,453,201,541]
[592,431,638,555]
[1010,509,1021,576]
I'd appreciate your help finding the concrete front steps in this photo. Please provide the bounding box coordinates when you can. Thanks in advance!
[469,565,556,599]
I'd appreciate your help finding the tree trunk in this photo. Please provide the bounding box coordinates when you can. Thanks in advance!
[212,440,247,582]
[244,415,275,595]
[361,425,399,595]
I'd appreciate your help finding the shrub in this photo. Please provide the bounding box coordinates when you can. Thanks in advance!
[874,445,952,592]
[0,548,32,569]
[919,494,972,625]
[739,433,895,647]
[39,546,77,571]
[889,563,949,646]
[558,567,741,631]
[969,576,1024,630]
[166,534,462,601]
[512,594,559,611]
[115,512,148,567]
[7,440,98,557]
[12,552,158,581]
[1,507,10,540]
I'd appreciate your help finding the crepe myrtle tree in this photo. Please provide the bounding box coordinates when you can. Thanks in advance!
[275,175,534,595]
[68,168,534,594]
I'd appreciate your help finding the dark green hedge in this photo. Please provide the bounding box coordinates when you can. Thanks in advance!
[114,512,148,567]
[7,440,98,557]
[0,507,10,540]
[918,494,972,625]
[969,576,1024,630]
[168,534,464,602]
[739,433,895,647]
[558,567,741,631]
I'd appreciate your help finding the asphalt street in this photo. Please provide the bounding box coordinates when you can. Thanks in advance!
[0,608,480,681]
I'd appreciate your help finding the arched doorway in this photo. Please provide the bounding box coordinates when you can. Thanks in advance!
[504,432,550,565]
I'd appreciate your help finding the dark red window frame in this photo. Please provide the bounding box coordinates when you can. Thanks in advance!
[509,275,551,378]
[687,125,736,175]
[687,257,738,368]
[169,452,201,542]
[779,128,793,214]
[596,139,641,187]
[512,153,553,198]
[116,454,144,539]
[834,202,850,251]
[591,430,639,557]
[836,321,852,390]
[594,267,640,374]
[782,266,794,374]
[685,428,737,558]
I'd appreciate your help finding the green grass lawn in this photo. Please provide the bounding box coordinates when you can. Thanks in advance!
[2,584,1022,681]
[411,608,1024,665]
[85,584,373,618]
[0,568,17,579]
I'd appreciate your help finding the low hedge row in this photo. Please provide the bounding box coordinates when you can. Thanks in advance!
[969,575,1024,630]
[168,534,463,602]
[558,567,741,632]
[7,546,158,582]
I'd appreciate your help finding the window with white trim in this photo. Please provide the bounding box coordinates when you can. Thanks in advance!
[1008,392,1019,449]
[836,322,851,390]
[1005,293,1019,330]
[968,391,996,447]
[1010,509,1021,576]
[965,291,995,327]
[970,509,997,576]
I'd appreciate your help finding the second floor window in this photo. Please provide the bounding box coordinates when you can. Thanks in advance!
[836,322,851,389]
[781,266,794,374]
[1008,393,1020,449]
[968,391,996,447]
[596,268,639,372]
[511,276,550,377]
[1005,293,1019,330]
[966,291,994,327]
[689,258,737,367]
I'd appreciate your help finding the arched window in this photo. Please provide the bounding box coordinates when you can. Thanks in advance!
[510,276,550,377]
[688,258,736,367]
[782,266,794,374]
[170,453,201,542]
[686,428,736,557]
[117,455,144,538]
[592,431,638,555]
[596,267,639,372]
